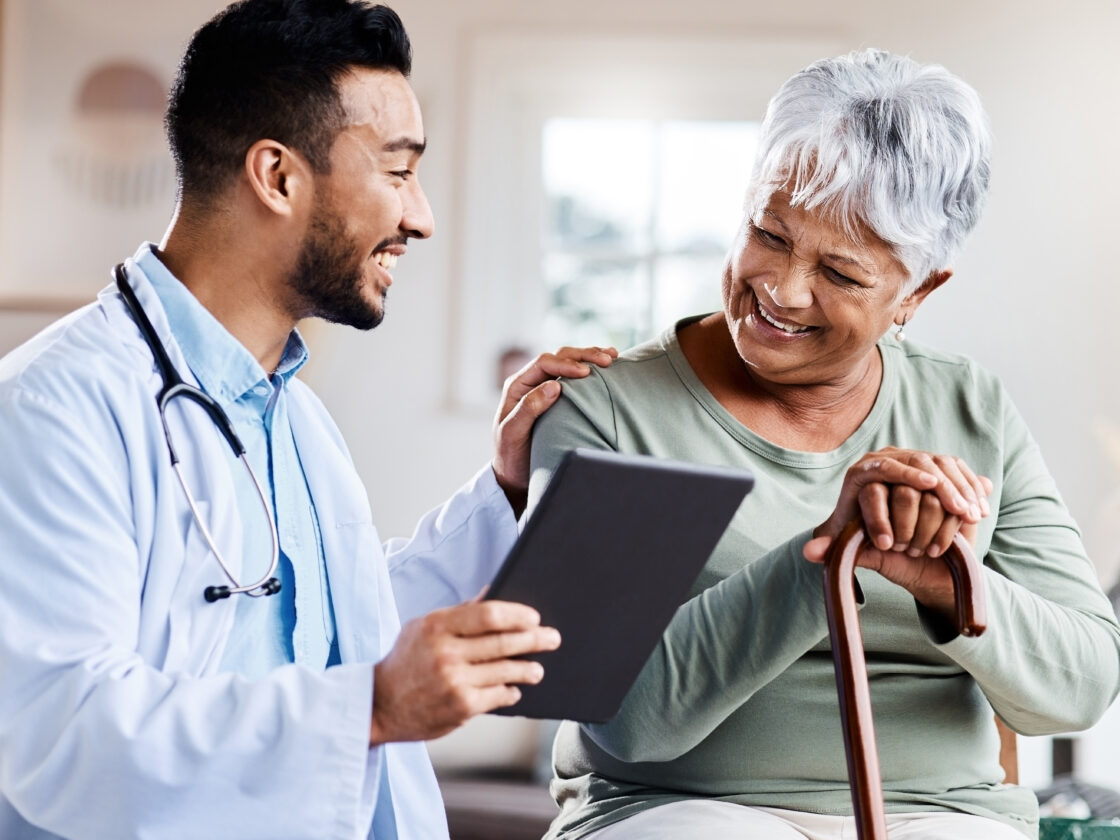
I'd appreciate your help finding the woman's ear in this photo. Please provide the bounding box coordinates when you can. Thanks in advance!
[243,139,312,217]
[902,268,953,313]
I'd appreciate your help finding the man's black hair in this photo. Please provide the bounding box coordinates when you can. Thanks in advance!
[166,0,412,202]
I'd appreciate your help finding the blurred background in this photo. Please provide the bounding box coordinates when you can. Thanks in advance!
[2,0,1118,817]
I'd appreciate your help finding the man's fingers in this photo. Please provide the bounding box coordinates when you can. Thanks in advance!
[467,658,547,688]
[497,347,616,420]
[473,684,524,713]
[498,380,562,438]
[457,624,561,663]
[548,345,618,366]
[436,600,543,637]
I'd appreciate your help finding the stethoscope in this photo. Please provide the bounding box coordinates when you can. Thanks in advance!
[114,263,281,603]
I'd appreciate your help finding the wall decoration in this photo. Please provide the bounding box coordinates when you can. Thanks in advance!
[0,0,210,307]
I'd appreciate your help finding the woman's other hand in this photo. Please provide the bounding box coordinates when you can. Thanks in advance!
[803,448,993,616]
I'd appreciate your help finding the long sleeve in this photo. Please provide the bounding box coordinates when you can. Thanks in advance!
[385,465,519,623]
[921,393,1120,735]
[0,383,378,840]
[584,531,832,762]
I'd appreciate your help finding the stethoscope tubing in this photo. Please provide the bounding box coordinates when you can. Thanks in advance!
[114,262,282,603]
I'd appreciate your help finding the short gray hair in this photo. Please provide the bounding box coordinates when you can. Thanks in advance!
[749,48,991,292]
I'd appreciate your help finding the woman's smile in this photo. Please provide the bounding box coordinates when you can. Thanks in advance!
[752,295,818,338]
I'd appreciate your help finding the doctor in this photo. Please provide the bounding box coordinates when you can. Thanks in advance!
[0,1,614,838]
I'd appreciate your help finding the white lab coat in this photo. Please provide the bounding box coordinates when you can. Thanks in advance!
[0,257,517,839]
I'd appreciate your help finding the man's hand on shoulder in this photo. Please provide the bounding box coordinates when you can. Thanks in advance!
[368,600,561,746]
[491,346,617,517]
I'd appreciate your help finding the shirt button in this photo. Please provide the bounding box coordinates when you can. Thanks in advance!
[254,385,269,397]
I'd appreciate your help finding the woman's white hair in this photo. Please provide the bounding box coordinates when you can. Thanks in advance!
[749,48,991,293]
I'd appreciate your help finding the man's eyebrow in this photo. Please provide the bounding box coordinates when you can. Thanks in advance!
[382,136,427,154]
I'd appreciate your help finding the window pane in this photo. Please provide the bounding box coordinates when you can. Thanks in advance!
[542,119,654,253]
[655,121,759,252]
[651,253,727,330]
[542,253,648,349]
[540,118,755,351]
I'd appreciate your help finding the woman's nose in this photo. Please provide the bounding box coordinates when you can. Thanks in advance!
[765,267,814,309]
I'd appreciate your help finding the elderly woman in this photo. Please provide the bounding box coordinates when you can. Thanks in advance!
[527,49,1120,840]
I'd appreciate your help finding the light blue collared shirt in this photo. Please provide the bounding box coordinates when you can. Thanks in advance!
[138,245,339,674]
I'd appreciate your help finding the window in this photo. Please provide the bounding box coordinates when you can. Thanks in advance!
[450,30,839,408]
[540,118,759,350]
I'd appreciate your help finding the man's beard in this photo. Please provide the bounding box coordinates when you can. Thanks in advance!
[287,204,385,331]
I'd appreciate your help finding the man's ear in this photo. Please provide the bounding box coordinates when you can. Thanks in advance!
[243,139,312,217]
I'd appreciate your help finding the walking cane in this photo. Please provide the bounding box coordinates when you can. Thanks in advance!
[824,521,987,840]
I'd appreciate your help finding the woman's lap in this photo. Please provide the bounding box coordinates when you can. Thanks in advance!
[582,799,1026,840]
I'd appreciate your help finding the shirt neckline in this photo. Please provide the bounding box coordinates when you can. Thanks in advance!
[661,315,899,469]
[133,243,308,406]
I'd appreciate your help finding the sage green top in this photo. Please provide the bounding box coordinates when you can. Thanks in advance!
[527,322,1120,840]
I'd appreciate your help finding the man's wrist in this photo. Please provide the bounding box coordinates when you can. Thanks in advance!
[491,463,528,518]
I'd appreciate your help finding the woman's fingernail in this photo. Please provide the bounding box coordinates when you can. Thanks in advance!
[893,542,907,552]
[907,547,921,558]
[876,534,893,550]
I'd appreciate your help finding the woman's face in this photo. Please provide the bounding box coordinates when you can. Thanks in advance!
[722,189,918,388]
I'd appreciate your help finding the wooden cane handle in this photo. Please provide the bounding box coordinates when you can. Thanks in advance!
[824,522,987,840]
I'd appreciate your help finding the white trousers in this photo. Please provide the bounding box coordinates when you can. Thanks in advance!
[583,800,1026,839]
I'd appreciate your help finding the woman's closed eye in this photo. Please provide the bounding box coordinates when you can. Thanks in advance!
[822,264,859,286]
[751,223,787,249]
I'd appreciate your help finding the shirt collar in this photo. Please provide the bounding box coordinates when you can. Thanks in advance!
[134,243,309,404]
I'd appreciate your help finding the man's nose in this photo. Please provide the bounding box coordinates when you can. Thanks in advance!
[402,181,434,240]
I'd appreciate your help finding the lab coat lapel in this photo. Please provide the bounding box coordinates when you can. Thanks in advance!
[287,391,390,665]
[101,265,242,674]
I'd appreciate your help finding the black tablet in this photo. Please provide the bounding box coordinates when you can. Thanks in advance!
[486,448,754,722]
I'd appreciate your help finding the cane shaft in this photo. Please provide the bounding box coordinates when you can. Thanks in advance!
[824,523,986,840]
